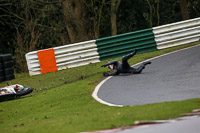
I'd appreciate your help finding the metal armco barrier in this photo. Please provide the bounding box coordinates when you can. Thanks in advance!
[96,28,157,61]
[153,17,200,49]
[0,54,15,82]
[26,17,200,76]
[26,40,100,76]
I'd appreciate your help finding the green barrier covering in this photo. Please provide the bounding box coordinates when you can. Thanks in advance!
[96,28,157,61]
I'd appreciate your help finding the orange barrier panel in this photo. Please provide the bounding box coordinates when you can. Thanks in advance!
[37,49,57,74]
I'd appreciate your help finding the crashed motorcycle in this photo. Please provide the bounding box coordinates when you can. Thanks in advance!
[0,84,33,101]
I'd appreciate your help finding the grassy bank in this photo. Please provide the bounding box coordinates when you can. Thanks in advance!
[0,42,200,133]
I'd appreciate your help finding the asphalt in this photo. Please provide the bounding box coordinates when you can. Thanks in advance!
[97,44,200,106]
[115,116,200,133]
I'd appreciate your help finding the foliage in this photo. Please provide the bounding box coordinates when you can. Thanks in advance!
[0,0,200,72]
[0,0,66,72]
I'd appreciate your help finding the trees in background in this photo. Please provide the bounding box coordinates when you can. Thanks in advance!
[62,0,94,43]
[0,0,199,72]
[179,0,190,20]
[0,0,66,72]
[146,0,160,27]
[111,0,121,35]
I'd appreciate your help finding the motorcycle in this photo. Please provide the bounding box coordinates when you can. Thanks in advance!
[0,84,33,101]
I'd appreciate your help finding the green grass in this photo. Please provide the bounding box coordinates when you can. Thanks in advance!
[0,42,200,133]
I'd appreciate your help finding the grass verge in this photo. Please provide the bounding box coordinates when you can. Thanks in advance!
[0,42,200,133]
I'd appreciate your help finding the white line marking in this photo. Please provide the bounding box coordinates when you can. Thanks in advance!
[92,44,200,107]
[92,76,123,107]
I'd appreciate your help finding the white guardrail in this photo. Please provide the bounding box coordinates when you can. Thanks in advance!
[26,40,100,76]
[153,17,200,49]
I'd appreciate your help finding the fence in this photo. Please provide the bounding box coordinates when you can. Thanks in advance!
[96,29,157,61]
[153,17,200,49]
[26,17,200,76]
[26,40,100,76]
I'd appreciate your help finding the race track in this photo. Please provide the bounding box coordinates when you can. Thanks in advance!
[93,44,200,106]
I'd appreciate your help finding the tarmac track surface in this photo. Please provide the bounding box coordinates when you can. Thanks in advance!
[95,44,200,106]
[115,116,200,133]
